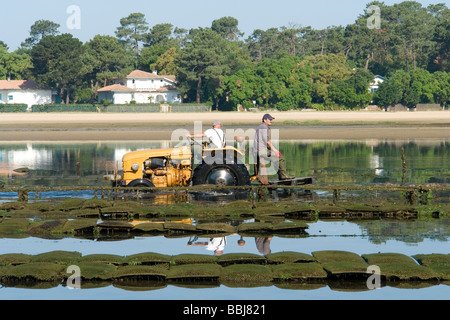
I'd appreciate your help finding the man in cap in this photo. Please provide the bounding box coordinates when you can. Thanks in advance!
[187,120,225,149]
[253,113,293,184]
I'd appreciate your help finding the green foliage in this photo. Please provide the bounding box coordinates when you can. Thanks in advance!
[5,3,448,110]
[218,52,374,111]
[115,12,149,56]
[220,264,273,282]
[211,16,243,40]
[82,34,133,100]
[152,47,178,75]
[0,104,28,112]
[21,20,60,49]
[80,254,124,265]
[431,71,450,106]
[431,7,449,72]
[0,45,32,80]
[145,23,174,47]
[218,55,314,110]
[31,104,97,112]
[304,53,353,105]
[375,68,450,107]
[373,77,403,107]
[31,33,84,104]
[3,262,66,281]
[167,263,221,280]
[74,87,94,104]
[31,250,81,264]
[271,263,327,280]
[176,27,244,104]
[103,103,158,111]
[125,252,171,266]
[101,99,113,107]
[266,252,316,264]
[172,254,218,265]
[0,254,32,266]
[328,69,373,109]
[139,44,169,72]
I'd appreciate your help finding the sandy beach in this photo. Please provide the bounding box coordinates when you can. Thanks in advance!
[0,110,449,141]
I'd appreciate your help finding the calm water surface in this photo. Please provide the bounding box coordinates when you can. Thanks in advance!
[0,139,449,300]
[2,139,450,186]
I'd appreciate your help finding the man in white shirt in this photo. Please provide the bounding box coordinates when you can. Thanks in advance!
[187,120,225,148]
[187,236,227,256]
[206,237,227,256]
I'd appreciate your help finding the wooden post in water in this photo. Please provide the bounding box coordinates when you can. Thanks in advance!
[401,147,407,184]
[418,187,432,205]
[76,148,81,178]
[249,187,256,208]
[333,189,340,204]
[18,189,28,202]
[404,189,417,205]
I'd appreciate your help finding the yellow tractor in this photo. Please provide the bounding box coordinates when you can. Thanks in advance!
[106,138,250,189]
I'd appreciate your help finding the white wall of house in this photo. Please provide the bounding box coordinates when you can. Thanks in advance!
[113,92,133,105]
[0,89,52,108]
[133,92,151,104]
[131,91,181,104]
[98,91,133,104]
[369,76,385,93]
[118,77,175,92]
[164,91,181,103]
[98,71,181,105]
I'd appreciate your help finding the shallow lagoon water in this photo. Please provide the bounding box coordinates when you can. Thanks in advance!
[2,279,449,301]
[2,138,450,187]
[0,139,449,299]
[1,225,448,300]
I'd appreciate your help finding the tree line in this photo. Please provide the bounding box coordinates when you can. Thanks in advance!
[0,1,448,109]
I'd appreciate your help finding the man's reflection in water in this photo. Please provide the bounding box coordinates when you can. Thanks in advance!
[188,235,272,256]
[188,236,227,256]
[255,237,272,255]
[207,237,226,256]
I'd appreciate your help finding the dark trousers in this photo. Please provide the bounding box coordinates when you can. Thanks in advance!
[254,152,290,184]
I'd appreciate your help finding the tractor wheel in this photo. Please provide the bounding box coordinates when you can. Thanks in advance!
[126,179,155,191]
[192,161,250,187]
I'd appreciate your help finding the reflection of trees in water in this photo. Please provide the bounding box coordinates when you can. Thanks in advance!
[0,142,161,187]
[279,140,450,185]
[3,140,450,187]
[351,219,450,245]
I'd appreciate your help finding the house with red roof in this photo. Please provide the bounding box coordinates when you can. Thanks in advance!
[97,70,181,105]
[0,79,54,108]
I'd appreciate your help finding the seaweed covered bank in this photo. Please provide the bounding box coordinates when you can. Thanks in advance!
[0,250,448,288]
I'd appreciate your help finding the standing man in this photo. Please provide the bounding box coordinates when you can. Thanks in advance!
[187,120,225,148]
[253,113,293,184]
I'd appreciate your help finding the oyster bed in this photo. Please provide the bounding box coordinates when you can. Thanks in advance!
[0,250,448,290]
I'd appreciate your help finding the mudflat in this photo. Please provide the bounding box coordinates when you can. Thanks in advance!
[0,110,449,141]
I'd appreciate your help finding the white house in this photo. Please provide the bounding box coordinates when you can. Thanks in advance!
[0,80,53,108]
[369,75,385,93]
[97,70,181,104]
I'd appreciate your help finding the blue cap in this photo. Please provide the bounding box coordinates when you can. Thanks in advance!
[262,114,275,121]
